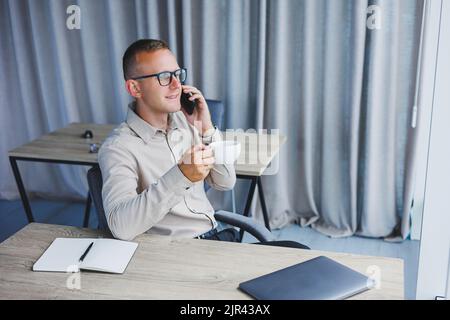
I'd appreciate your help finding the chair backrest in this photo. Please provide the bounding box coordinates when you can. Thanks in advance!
[204,99,224,193]
[87,165,111,233]
[205,99,224,130]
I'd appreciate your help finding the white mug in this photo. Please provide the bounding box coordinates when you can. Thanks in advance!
[209,141,241,164]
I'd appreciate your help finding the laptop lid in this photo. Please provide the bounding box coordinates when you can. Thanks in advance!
[239,256,374,300]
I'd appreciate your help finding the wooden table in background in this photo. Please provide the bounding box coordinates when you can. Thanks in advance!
[8,123,115,227]
[0,223,404,300]
[8,123,286,229]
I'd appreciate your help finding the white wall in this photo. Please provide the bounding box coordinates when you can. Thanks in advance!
[416,0,450,300]
[410,0,441,240]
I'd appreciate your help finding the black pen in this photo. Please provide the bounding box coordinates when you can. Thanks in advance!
[79,242,94,262]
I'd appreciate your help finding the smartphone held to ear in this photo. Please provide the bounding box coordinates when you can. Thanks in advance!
[180,92,196,115]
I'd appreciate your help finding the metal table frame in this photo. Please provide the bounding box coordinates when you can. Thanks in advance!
[9,156,93,228]
[237,174,270,240]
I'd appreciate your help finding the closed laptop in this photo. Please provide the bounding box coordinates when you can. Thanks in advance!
[239,256,374,300]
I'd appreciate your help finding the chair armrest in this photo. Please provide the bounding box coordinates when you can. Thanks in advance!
[214,210,276,242]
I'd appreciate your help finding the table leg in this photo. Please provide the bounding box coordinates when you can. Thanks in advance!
[239,177,257,241]
[83,192,92,228]
[238,176,272,241]
[257,177,271,231]
[242,177,258,218]
[9,157,35,223]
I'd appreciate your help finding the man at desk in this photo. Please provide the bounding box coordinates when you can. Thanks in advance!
[98,39,239,242]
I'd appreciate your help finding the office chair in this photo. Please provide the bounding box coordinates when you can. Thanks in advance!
[204,99,224,193]
[87,165,273,241]
[206,99,225,130]
[87,165,309,249]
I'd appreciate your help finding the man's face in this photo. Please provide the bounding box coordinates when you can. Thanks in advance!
[131,49,182,113]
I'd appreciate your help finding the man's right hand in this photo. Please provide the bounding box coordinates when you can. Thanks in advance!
[178,145,215,182]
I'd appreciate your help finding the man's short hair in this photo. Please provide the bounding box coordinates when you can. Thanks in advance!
[122,39,169,80]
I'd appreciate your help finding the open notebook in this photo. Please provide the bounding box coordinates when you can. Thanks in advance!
[33,238,138,274]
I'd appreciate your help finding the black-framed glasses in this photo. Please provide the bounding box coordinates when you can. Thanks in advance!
[131,68,187,86]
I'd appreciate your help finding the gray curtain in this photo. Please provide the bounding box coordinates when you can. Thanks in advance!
[0,0,423,239]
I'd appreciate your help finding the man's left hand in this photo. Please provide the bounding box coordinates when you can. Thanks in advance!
[180,85,213,135]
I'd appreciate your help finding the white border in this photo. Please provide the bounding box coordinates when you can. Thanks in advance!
[415,0,450,300]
